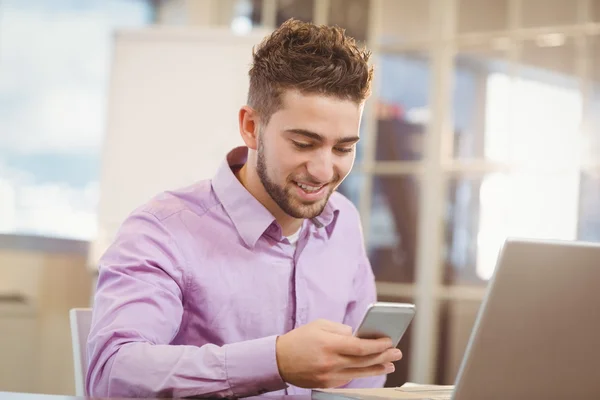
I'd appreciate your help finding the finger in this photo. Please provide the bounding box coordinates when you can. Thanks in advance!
[337,363,396,381]
[317,320,353,336]
[339,348,403,369]
[333,335,394,357]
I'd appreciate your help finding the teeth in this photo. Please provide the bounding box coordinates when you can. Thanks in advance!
[296,182,321,193]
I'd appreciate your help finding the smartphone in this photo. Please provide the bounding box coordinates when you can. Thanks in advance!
[354,302,415,347]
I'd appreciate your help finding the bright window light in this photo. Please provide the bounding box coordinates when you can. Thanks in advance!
[0,0,152,240]
[476,73,582,280]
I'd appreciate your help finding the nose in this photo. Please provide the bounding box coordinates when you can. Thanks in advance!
[306,150,335,184]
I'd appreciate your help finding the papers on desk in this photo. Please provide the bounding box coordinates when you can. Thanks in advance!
[395,383,454,399]
[311,382,454,400]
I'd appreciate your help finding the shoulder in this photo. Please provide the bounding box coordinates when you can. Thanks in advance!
[329,191,361,222]
[109,178,223,249]
[138,179,221,223]
[99,179,222,274]
[328,191,363,238]
[328,192,371,274]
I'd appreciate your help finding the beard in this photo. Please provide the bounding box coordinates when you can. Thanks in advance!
[256,136,339,219]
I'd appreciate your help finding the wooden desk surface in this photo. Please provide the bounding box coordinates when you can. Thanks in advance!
[0,392,311,400]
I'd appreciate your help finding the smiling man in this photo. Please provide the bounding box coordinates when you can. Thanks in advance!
[86,18,402,399]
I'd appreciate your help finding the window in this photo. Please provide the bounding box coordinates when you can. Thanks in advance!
[477,73,582,279]
[446,71,583,281]
[0,0,153,240]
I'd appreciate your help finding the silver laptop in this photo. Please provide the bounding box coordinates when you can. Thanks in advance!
[450,238,600,399]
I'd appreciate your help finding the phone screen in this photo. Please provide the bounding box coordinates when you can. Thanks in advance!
[354,302,415,347]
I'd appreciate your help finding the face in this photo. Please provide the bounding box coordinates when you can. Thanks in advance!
[255,90,362,219]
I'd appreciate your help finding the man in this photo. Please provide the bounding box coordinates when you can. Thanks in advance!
[86,18,402,398]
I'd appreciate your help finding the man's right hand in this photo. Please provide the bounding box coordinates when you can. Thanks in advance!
[275,319,403,388]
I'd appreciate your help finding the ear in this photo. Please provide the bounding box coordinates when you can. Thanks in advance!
[238,106,259,150]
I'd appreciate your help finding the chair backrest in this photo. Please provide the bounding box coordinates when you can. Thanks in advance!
[69,308,92,396]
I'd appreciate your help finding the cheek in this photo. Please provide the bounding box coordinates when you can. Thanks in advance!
[336,155,355,179]
[267,148,301,182]
[277,150,307,176]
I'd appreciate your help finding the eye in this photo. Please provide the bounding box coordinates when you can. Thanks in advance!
[292,141,312,149]
[335,146,354,154]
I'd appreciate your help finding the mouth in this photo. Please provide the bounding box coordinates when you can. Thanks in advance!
[292,180,328,201]
[295,181,325,193]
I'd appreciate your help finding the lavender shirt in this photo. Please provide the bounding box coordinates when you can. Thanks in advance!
[86,147,385,398]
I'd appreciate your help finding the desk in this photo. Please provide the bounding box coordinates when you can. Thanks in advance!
[0,392,311,400]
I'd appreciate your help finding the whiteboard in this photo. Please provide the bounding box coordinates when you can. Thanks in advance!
[89,27,271,268]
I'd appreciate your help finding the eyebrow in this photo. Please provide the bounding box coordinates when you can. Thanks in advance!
[285,129,360,145]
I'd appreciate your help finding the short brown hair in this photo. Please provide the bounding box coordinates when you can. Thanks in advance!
[248,18,374,123]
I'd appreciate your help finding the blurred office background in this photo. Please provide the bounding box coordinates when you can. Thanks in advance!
[1,0,600,395]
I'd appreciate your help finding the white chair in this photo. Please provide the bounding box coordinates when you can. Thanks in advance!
[69,308,93,396]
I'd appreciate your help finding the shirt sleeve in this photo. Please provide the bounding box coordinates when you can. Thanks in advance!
[86,210,287,398]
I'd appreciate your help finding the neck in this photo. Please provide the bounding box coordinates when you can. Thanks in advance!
[236,163,303,236]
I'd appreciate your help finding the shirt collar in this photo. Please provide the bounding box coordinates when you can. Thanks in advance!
[211,147,340,247]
